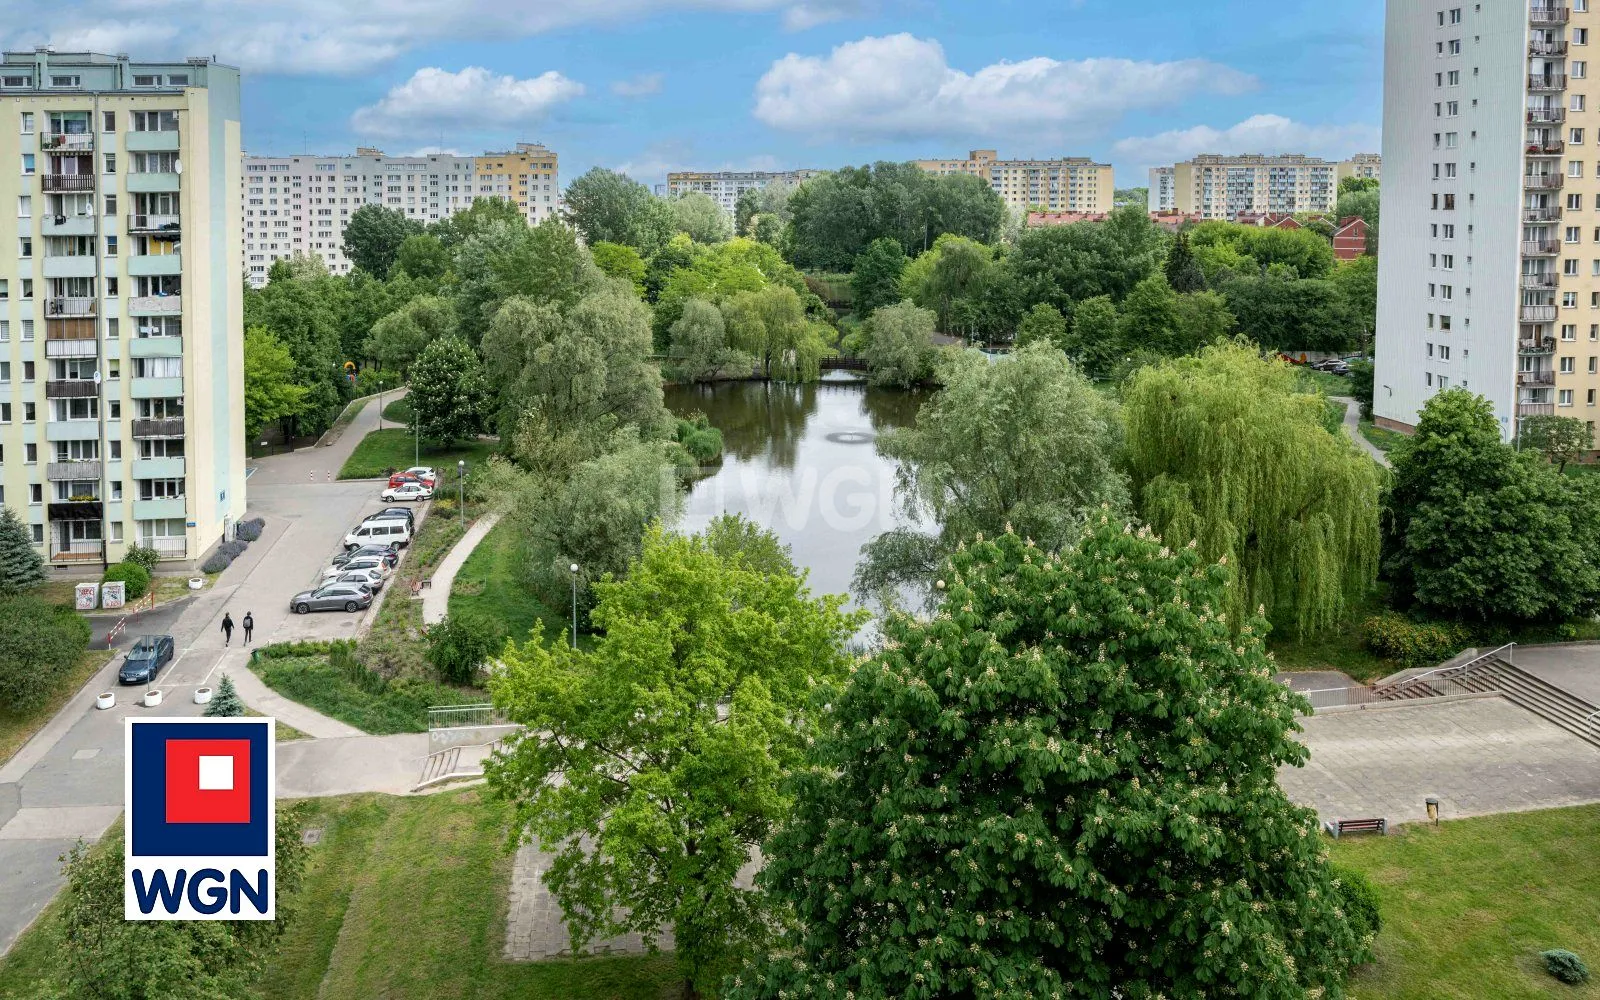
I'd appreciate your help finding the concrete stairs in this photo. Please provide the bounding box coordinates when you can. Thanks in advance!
[1455,657,1600,750]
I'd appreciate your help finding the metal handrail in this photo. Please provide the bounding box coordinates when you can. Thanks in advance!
[1378,642,1516,699]
[414,739,503,790]
[427,702,503,730]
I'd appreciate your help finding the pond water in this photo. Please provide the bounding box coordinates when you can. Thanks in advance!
[665,375,926,603]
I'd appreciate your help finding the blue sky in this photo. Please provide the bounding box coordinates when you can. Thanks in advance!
[14,0,1385,186]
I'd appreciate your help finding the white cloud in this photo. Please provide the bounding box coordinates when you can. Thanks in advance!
[2,0,868,76]
[1112,114,1382,169]
[351,67,584,139]
[612,73,664,98]
[753,34,1256,142]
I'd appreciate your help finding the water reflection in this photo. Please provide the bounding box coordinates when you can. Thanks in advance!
[665,376,926,603]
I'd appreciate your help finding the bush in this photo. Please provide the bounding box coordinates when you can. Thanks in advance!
[1330,863,1381,964]
[202,552,234,574]
[235,519,264,542]
[0,598,92,709]
[675,414,724,465]
[425,610,504,685]
[1542,949,1590,984]
[432,497,457,517]
[219,540,249,559]
[102,561,151,600]
[1362,611,1473,667]
[122,542,162,575]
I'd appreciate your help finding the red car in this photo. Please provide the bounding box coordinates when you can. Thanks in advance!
[387,472,426,489]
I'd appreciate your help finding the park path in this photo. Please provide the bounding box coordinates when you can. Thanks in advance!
[421,511,502,625]
[248,387,407,487]
[1333,396,1391,468]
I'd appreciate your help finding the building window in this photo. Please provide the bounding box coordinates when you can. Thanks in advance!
[102,110,115,132]
[1562,356,1577,373]
[1561,389,1576,406]
[1564,323,1579,340]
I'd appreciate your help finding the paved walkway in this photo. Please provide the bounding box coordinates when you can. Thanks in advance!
[1333,396,1391,468]
[422,511,502,625]
[226,661,362,739]
[1279,697,1600,825]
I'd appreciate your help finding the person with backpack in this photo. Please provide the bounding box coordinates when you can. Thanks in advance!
[220,612,235,647]
[242,612,255,645]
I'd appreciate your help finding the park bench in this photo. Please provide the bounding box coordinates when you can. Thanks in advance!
[1323,817,1387,838]
[409,577,432,597]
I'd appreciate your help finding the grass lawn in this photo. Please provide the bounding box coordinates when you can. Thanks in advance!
[1295,368,1356,397]
[1269,621,1399,684]
[0,648,114,768]
[337,429,499,480]
[0,793,680,1000]
[249,654,482,734]
[1359,420,1410,453]
[382,396,413,424]
[1336,804,1600,1000]
[449,516,577,648]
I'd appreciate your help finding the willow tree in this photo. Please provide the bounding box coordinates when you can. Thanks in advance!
[721,285,827,382]
[1122,341,1381,635]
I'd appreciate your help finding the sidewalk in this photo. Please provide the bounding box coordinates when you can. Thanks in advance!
[422,511,502,625]
[1334,396,1391,469]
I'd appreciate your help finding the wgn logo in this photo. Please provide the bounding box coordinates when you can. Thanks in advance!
[124,718,276,920]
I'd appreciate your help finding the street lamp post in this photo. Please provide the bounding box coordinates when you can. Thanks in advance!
[414,418,420,467]
[569,563,580,649]
[457,460,466,529]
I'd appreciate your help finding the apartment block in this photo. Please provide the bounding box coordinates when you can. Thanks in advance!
[242,142,559,286]
[1374,0,1598,438]
[1150,166,1177,212]
[915,149,1116,213]
[0,49,244,569]
[1165,153,1382,220]
[1339,151,1385,183]
[663,169,823,216]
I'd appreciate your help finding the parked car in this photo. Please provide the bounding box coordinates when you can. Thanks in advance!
[402,466,438,484]
[364,507,415,531]
[326,567,385,591]
[118,634,176,685]
[324,557,388,581]
[289,583,374,614]
[343,519,411,551]
[381,482,433,503]
[332,543,399,570]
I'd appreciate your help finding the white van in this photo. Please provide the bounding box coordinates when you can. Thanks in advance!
[343,519,410,551]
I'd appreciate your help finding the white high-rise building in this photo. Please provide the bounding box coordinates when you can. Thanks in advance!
[242,143,559,286]
[1149,166,1177,212]
[1375,0,1584,438]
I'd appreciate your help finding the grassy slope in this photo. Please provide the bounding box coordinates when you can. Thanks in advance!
[448,516,573,647]
[249,655,481,734]
[0,648,114,768]
[1359,420,1410,454]
[1337,805,1600,1000]
[337,429,499,480]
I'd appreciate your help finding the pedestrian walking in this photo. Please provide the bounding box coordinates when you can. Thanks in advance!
[221,612,235,647]
[242,612,254,645]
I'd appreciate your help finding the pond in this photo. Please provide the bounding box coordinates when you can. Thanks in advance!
[665,375,926,603]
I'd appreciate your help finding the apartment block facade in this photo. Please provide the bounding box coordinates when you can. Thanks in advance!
[663,169,822,215]
[0,50,244,569]
[242,142,559,286]
[1375,0,1597,438]
[1167,154,1379,220]
[915,150,1116,213]
[1149,166,1177,212]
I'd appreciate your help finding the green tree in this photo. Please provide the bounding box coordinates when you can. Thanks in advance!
[0,504,47,595]
[341,204,425,276]
[1335,189,1380,254]
[1058,294,1122,379]
[669,192,734,243]
[666,298,754,383]
[488,524,864,997]
[1383,390,1600,623]
[426,609,506,683]
[102,562,150,600]
[204,673,244,717]
[850,237,909,317]
[1117,274,1183,353]
[901,233,993,334]
[1332,255,1378,351]
[1123,341,1382,635]
[1221,273,1353,352]
[57,806,310,999]
[721,285,829,382]
[1115,184,1150,208]
[785,163,1003,271]
[1013,301,1069,350]
[1522,414,1595,472]
[861,300,939,389]
[391,232,451,280]
[454,218,598,345]
[1339,175,1380,196]
[1349,359,1375,420]
[363,295,457,374]
[563,168,675,255]
[856,342,1128,601]
[243,276,347,435]
[428,196,526,250]
[408,336,487,447]
[1164,229,1207,292]
[1189,221,1336,280]
[1008,206,1169,314]
[0,597,91,709]
[732,520,1366,1000]
[590,242,647,297]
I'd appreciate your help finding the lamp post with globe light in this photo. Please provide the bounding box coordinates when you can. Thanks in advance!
[569,563,580,649]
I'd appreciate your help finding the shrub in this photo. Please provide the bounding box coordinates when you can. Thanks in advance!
[1542,949,1590,984]
[235,520,263,542]
[675,414,724,464]
[1362,611,1473,667]
[1330,863,1381,965]
[432,497,457,517]
[426,610,504,685]
[219,540,249,559]
[256,640,338,661]
[201,552,233,574]
[102,561,151,600]
[122,542,162,576]
[204,674,244,717]
[0,598,92,709]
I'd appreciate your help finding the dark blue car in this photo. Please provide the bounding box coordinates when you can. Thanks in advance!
[118,635,175,685]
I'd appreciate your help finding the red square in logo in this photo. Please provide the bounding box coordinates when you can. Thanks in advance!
[164,739,251,825]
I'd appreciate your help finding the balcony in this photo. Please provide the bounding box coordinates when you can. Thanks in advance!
[46,419,100,442]
[132,456,185,479]
[125,130,180,153]
[130,336,182,358]
[133,497,187,521]
[129,253,182,277]
[138,537,188,559]
[130,376,183,399]
[40,132,94,153]
[127,172,180,193]
[41,174,94,193]
[1522,240,1561,255]
[45,336,98,359]
[1530,6,1571,25]
[46,297,96,318]
[1527,107,1567,123]
[46,460,102,481]
[132,417,185,439]
[1522,304,1559,322]
[49,542,105,565]
[40,214,96,236]
[128,295,181,315]
[127,214,181,235]
[48,500,104,521]
[1524,206,1563,222]
[45,380,98,399]
[42,255,96,280]
[1520,336,1558,354]
[1519,370,1557,387]
[1531,40,1570,56]
[1518,401,1557,416]
[1527,140,1566,155]
[1526,174,1565,190]
[1522,273,1560,289]
[1529,75,1569,92]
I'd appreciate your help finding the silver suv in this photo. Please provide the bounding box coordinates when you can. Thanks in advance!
[289,582,374,614]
